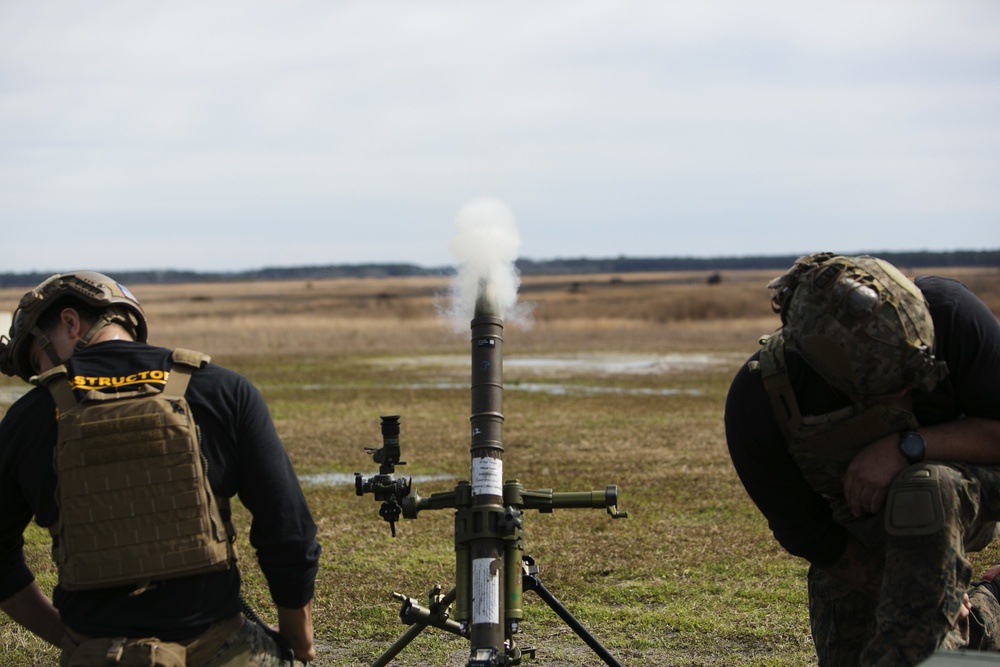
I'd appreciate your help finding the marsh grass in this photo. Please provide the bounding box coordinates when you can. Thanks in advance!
[1,268,999,666]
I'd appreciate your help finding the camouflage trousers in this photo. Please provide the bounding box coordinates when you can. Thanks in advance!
[60,614,303,667]
[200,616,302,666]
[808,463,1000,667]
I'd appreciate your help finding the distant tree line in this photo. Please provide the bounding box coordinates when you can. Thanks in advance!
[515,250,1000,275]
[2,250,998,288]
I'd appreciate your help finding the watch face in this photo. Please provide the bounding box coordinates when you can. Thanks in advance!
[900,431,926,462]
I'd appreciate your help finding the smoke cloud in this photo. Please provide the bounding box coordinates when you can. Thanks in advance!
[444,198,531,329]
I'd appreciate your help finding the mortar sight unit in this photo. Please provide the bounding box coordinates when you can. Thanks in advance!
[355,415,410,537]
[355,285,628,667]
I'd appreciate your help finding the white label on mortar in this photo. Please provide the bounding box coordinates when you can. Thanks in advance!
[471,457,503,496]
[472,557,500,624]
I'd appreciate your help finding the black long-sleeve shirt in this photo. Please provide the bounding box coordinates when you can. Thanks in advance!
[0,341,320,640]
[724,276,1000,567]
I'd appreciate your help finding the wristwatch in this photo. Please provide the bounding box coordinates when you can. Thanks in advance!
[899,430,926,464]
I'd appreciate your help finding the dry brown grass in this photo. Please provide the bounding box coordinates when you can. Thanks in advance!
[2,268,996,357]
[163,267,999,358]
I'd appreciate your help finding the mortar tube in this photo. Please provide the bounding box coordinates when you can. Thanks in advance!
[452,481,472,624]
[468,302,506,661]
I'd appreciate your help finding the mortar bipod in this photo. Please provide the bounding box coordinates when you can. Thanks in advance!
[369,554,626,667]
[372,479,626,666]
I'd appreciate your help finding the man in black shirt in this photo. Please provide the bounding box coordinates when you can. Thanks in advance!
[0,271,320,665]
[725,253,1000,666]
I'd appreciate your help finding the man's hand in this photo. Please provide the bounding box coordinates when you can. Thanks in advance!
[843,433,908,517]
[0,581,65,646]
[277,601,315,663]
[958,592,972,626]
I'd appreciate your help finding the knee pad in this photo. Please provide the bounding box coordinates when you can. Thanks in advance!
[885,464,945,537]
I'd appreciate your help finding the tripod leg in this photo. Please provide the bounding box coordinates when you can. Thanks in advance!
[370,622,429,667]
[370,587,463,667]
[523,573,623,667]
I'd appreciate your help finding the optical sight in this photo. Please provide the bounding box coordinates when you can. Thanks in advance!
[354,415,412,536]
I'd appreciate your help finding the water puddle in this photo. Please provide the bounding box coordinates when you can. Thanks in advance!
[380,352,739,376]
[504,352,735,375]
[348,352,737,396]
[508,383,701,396]
[292,381,700,397]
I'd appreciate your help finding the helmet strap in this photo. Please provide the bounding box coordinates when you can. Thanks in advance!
[30,326,65,371]
[74,312,121,352]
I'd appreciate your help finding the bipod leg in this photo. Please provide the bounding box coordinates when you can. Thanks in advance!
[522,565,623,667]
[370,586,463,667]
[370,622,428,667]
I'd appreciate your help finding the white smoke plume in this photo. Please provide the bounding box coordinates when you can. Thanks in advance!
[444,198,532,329]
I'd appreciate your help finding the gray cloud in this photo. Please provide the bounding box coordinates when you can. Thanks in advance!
[1,0,998,272]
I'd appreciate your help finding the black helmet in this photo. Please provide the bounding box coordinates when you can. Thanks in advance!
[0,271,147,382]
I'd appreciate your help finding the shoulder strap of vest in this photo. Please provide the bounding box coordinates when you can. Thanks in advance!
[161,349,236,541]
[756,334,800,444]
[163,348,211,396]
[35,365,77,414]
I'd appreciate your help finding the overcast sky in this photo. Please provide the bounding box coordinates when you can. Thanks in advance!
[2,1,998,274]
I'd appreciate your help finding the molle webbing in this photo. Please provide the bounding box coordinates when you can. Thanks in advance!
[755,334,919,496]
[41,349,235,592]
[755,334,799,445]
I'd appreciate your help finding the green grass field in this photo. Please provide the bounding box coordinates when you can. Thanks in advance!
[2,268,999,666]
[215,344,819,667]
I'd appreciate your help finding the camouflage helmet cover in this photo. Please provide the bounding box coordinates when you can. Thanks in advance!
[768,253,948,398]
[0,271,147,382]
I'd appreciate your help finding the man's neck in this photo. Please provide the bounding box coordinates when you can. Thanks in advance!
[87,325,135,345]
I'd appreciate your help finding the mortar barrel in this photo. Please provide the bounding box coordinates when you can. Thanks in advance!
[467,310,506,657]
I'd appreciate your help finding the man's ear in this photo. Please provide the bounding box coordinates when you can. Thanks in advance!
[59,308,83,340]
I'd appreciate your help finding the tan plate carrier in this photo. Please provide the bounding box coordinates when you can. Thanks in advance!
[36,349,235,592]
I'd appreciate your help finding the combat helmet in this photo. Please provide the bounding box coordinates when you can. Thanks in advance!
[767,252,948,398]
[0,271,147,382]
